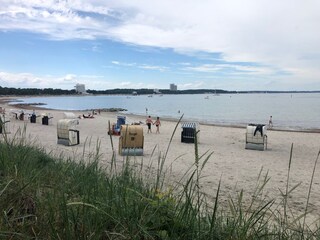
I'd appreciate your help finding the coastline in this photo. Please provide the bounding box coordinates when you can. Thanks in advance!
[2,96,320,133]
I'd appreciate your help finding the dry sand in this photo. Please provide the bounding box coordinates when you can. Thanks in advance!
[1,98,320,224]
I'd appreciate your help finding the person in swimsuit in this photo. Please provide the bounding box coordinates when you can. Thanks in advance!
[146,116,153,133]
[154,117,161,134]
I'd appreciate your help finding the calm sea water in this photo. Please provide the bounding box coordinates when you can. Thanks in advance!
[10,93,320,130]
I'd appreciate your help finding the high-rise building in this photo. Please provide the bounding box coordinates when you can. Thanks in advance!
[170,83,177,91]
[75,83,86,94]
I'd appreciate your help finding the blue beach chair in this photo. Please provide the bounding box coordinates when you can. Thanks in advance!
[113,116,126,135]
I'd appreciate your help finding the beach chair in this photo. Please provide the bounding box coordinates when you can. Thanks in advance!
[41,113,53,125]
[181,122,200,143]
[15,110,29,121]
[245,124,267,151]
[113,116,126,135]
[57,119,80,146]
[30,113,37,123]
[118,125,144,156]
[0,114,10,134]
[10,109,19,120]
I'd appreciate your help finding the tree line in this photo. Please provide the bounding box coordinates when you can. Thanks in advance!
[0,86,76,95]
[87,88,230,95]
[1,86,318,96]
[0,86,229,96]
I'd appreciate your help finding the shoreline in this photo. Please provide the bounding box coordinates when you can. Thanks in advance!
[1,96,320,133]
[0,95,320,133]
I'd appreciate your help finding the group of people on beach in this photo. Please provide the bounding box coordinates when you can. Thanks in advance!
[146,116,161,134]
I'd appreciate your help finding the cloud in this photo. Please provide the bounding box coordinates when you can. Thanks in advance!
[0,71,44,87]
[118,81,153,89]
[0,71,107,89]
[111,60,167,72]
[2,1,319,62]
[179,81,205,90]
[0,0,110,40]
[0,71,158,90]
[138,64,168,72]
[63,74,76,81]
[111,61,136,67]
[0,72,78,88]
[182,64,223,73]
[0,1,319,89]
[91,43,102,52]
[180,63,280,77]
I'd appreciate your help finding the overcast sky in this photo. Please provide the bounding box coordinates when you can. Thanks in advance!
[0,0,319,91]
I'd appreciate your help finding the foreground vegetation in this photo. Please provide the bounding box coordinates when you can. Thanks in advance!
[0,128,320,239]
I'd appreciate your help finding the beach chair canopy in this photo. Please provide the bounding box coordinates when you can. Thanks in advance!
[63,112,77,119]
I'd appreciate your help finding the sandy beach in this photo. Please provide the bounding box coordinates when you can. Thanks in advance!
[1,98,320,224]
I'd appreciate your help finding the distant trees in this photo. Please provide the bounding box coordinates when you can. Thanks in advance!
[87,88,230,95]
[0,86,231,96]
[4,86,313,96]
[1,86,229,96]
[0,86,76,96]
[87,88,155,95]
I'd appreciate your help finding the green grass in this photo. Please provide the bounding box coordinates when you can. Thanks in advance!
[0,124,320,239]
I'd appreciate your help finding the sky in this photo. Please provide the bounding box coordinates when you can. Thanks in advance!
[0,0,319,91]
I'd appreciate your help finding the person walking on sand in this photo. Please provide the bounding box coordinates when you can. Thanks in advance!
[154,117,161,134]
[269,116,273,128]
[146,115,153,133]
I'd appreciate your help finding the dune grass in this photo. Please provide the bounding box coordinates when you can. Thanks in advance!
[0,123,320,239]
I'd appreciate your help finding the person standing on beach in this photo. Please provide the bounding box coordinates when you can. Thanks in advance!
[154,117,161,134]
[269,116,273,128]
[146,116,153,133]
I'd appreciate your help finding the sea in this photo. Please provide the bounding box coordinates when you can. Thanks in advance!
[9,93,320,130]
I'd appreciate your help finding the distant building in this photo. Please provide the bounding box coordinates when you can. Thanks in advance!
[75,83,86,94]
[170,84,177,91]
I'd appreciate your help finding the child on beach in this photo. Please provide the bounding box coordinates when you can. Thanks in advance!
[154,117,161,134]
[146,116,153,133]
[268,116,273,128]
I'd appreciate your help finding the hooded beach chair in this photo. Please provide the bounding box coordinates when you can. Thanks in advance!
[57,119,80,146]
[118,125,144,156]
[181,122,200,143]
[112,116,126,135]
[0,113,10,134]
[245,124,267,150]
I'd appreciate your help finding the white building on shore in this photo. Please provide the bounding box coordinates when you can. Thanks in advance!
[75,83,86,94]
[154,89,161,94]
